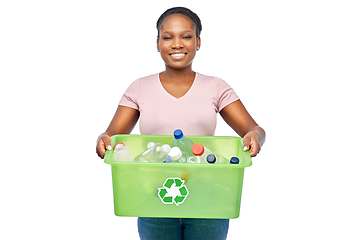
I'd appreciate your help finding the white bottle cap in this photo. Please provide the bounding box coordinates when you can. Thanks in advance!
[147,142,155,149]
[169,147,182,160]
[161,144,171,154]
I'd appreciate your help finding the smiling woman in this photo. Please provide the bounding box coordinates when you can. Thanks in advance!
[96,6,265,240]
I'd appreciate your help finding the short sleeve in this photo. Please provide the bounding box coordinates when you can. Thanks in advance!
[118,79,139,110]
[215,78,239,112]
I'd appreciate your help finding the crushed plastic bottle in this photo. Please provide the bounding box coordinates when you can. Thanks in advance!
[134,142,171,162]
[113,142,133,162]
[171,129,195,157]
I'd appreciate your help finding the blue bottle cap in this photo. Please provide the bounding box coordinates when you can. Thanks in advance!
[230,157,239,164]
[206,154,216,164]
[164,156,172,163]
[173,129,183,139]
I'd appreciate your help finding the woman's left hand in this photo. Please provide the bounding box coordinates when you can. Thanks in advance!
[242,131,261,157]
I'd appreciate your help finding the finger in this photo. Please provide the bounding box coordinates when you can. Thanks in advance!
[249,141,260,157]
[96,149,103,159]
[103,138,112,151]
[96,141,106,159]
[242,138,251,152]
[96,136,111,159]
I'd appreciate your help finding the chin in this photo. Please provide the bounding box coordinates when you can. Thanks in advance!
[165,62,193,71]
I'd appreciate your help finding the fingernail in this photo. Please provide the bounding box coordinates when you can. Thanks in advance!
[107,145,112,151]
[243,146,248,151]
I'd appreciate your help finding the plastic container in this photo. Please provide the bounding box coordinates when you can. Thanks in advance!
[104,134,252,219]
[113,142,133,162]
[171,129,195,157]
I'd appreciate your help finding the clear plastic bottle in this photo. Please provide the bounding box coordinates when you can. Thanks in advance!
[188,143,212,163]
[113,142,133,162]
[206,154,230,164]
[168,147,188,163]
[171,129,195,157]
[134,142,171,162]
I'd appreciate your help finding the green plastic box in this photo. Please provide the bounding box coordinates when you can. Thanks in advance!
[104,134,252,219]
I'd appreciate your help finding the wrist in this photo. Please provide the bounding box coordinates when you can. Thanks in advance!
[247,126,266,146]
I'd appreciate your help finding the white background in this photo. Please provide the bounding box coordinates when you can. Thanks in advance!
[1,0,347,239]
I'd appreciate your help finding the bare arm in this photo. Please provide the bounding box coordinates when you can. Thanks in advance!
[96,106,140,158]
[219,100,265,157]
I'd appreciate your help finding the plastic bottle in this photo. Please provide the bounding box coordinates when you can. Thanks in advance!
[206,154,230,164]
[113,142,133,162]
[134,142,171,162]
[188,143,212,163]
[168,147,188,163]
[171,129,195,157]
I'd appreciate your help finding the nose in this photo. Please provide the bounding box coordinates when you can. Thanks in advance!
[172,37,183,49]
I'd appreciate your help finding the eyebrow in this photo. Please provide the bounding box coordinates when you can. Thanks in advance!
[161,30,194,35]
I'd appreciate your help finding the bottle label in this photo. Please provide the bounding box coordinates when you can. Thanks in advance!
[157,177,189,206]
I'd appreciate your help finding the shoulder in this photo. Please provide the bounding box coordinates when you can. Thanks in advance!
[137,73,158,83]
[196,72,232,88]
[125,73,158,90]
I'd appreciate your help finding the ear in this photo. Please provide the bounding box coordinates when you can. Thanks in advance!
[196,36,201,50]
[157,38,160,52]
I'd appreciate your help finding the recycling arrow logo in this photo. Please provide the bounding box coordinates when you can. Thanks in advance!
[158,177,189,206]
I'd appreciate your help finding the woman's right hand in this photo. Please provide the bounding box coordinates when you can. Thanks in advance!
[96,106,140,159]
[96,133,112,159]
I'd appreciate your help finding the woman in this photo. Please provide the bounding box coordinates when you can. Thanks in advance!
[96,7,265,240]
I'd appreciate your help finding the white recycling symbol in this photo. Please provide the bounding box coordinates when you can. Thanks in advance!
[158,177,189,206]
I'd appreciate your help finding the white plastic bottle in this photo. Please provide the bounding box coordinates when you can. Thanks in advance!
[171,129,195,157]
[206,154,230,164]
[113,142,133,162]
[168,147,188,163]
[188,143,212,163]
[134,142,171,162]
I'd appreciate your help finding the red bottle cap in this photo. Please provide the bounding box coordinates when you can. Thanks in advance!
[191,143,204,156]
[115,142,125,147]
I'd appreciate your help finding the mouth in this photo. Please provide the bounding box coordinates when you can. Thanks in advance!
[169,52,187,60]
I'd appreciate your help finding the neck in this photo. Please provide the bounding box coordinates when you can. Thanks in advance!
[162,65,195,81]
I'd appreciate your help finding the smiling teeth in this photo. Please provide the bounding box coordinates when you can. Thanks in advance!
[171,53,185,57]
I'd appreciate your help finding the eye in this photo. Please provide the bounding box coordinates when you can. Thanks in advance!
[162,36,172,40]
[183,35,193,39]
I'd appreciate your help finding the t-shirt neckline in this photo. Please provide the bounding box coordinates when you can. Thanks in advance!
[157,72,198,100]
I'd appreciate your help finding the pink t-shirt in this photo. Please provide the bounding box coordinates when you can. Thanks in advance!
[119,73,239,136]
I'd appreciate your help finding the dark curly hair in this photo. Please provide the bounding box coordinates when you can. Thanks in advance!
[156,7,202,38]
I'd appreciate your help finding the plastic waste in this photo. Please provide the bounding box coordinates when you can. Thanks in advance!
[206,154,230,164]
[168,147,188,163]
[113,142,133,162]
[171,129,195,157]
[134,142,171,162]
[188,143,212,163]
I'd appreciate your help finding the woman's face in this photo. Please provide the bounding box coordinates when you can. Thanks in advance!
[157,14,201,71]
